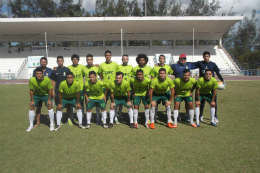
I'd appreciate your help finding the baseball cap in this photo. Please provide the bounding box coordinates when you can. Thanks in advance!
[179,54,186,59]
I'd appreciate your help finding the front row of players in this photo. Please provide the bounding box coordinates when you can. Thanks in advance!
[27,67,218,132]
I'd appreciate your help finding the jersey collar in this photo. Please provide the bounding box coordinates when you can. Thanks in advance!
[105,61,112,64]
[182,77,189,83]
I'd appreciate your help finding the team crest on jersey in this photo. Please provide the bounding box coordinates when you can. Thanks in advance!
[63,72,66,76]
[186,65,188,69]
[45,73,48,77]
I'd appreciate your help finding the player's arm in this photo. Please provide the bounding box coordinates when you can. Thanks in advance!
[83,88,89,102]
[195,87,200,107]
[51,80,56,97]
[110,91,115,108]
[76,91,81,108]
[127,90,132,106]
[169,87,175,102]
[99,73,103,81]
[58,92,63,108]
[47,89,52,106]
[214,66,226,85]
[29,89,35,107]
[149,88,156,107]
[190,84,196,96]
[211,88,217,107]
[130,84,135,96]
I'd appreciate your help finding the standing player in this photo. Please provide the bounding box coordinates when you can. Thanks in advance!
[192,51,226,123]
[26,67,54,132]
[195,69,218,127]
[109,72,134,128]
[83,54,101,124]
[50,56,71,124]
[151,54,173,79]
[84,71,108,129]
[132,54,152,78]
[173,69,197,128]
[68,54,85,124]
[32,57,53,128]
[115,54,133,124]
[130,69,151,128]
[149,68,175,129]
[55,72,84,130]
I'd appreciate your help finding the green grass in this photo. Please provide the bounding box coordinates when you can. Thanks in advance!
[0,81,260,172]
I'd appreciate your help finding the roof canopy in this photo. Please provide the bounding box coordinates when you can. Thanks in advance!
[0,16,243,42]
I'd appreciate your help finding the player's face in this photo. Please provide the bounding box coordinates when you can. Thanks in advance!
[89,74,96,83]
[183,72,190,82]
[203,54,210,62]
[35,71,43,80]
[122,56,129,65]
[159,56,165,64]
[40,59,47,68]
[105,53,111,62]
[159,71,166,80]
[139,58,146,66]
[116,74,123,84]
[57,58,64,67]
[204,71,212,81]
[72,58,79,66]
[66,75,74,84]
[87,57,93,66]
[179,57,186,65]
[137,72,144,81]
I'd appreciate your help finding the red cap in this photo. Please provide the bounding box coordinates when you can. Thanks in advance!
[179,54,186,59]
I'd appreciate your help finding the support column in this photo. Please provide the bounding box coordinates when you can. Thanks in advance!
[219,38,222,48]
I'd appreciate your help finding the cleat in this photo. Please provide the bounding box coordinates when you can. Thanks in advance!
[79,124,85,129]
[145,123,150,128]
[103,124,108,129]
[134,123,138,129]
[130,123,135,128]
[85,124,91,129]
[167,123,174,128]
[50,125,55,131]
[196,123,200,127]
[68,119,73,126]
[26,126,33,132]
[186,115,190,122]
[190,123,197,128]
[54,125,61,131]
[210,122,218,127]
[172,124,177,128]
[96,119,100,125]
[214,116,219,123]
[115,119,120,125]
[108,123,113,129]
[199,116,203,122]
[150,123,155,129]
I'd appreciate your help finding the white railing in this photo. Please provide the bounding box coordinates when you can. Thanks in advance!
[17,58,28,78]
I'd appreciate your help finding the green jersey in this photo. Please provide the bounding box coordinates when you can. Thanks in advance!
[68,64,85,90]
[132,65,152,78]
[118,64,133,82]
[98,61,119,85]
[59,80,81,98]
[109,80,131,97]
[173,77,196,97]
[84,80,107,100]
[150,77,175,95]
[151,64,173,77]
[83,65,99,81]
[196,77,218,94]
[29,76,53,96]
[130,77,151,96]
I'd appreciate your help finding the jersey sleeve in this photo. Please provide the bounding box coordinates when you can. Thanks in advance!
[150,79,156,89]
[29,78,34,89]
[168,78,175,88]
[84,82,88,90]
[59,83,63,92]
[101,81,107,89]
[109,83,114,92]
[173,79,177,86]
[98,64,103,74]
[126,82,131,91]
[129,78,134,85]
[213,79,218,90]
[47,79,53,90]
[192,62,199,68]
[196,79,201,88]
[150,69,155,77]
[77,82,81,92]
[115,63,119,71]
[50,70,56,81]
[168,66,173,74]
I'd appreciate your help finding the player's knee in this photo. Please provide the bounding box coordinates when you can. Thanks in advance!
[134,105,139,109]
[145,105,149,109]
[101,109,106,112]
[47,106,52,110]
[30,107,35,111]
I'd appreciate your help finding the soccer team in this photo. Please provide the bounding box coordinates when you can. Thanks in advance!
[26,50,226,132]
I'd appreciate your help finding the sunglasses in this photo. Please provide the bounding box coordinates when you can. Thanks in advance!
[180,58,186,60]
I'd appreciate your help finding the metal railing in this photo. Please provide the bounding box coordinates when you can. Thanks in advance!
[17,58,28,78]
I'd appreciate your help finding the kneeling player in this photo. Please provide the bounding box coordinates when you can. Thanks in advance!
[149,68,175,129]
[84,71,108,129]
[195,69,218,127]
[55,72,84,130]
[130,69,151,128]
[27,67,54,132]
[109,72,134,128]
[173,69,197,128]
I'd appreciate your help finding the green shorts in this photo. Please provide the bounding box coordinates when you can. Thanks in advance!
[114,96,131,107]
[157,90,171,105]
[152,93,169,105]
[32,95,53,107]
[61,98,80,109]
[87,99,106,109]
[196,94,213,104]
[174,96,193,103]
[80,90,84,103]
[103,88,110,101]
[133,96,150,106]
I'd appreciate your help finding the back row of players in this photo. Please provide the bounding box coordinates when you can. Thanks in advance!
[26,50,226,132]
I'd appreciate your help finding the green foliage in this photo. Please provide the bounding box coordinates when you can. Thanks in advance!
[237,50,260,69]
[185,0,221,16]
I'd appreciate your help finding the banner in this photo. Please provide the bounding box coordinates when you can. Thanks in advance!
[28,56,44,68]
[32,46,49,51]
[154,54,174,65]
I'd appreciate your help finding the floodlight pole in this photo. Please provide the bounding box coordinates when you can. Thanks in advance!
[145,0,147,16]
[45,32,48,58]
[121,28,123,56]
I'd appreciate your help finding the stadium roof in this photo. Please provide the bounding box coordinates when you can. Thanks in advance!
[0,16,243,42]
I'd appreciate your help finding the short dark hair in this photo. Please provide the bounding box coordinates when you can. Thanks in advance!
[66,71,74,77]
[159,68,166,73]
[89,71,96,76]
[136,54,148,65]
[105,50,112,56]
[183,69,190,74]
[40,57,47,62]
[122,54,128,57]
[57,56,63,60]
[159,55,165,59]
[116,71,123,77]
[203,51,210,56]
[71,54,79,60]
[35,67,43,73]
[136,69,143,74]
[205,69,212,73]
[86,54,93,59]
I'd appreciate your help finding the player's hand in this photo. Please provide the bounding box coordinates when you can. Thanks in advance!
[47,100,52,107]
[30,101,35,108]
[57,104,63,111]
[95,64,100,67]
[195,101,201,107]
[165,101,171,107]
[155,63,159,66]
[210,101,216,107]
[110,102,116,109]
[127,101,132,107]
[151,100,157,107]
[53,67,57,70]
[76,103,81,109]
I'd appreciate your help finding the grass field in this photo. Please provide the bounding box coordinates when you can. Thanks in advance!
[0,81,260,172]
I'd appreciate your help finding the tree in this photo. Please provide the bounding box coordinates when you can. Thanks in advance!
[115,0,130,16]
[222,7,236,51]
[0,0,6,17]
[157,0,168,16]
[145,0,157,16]
[184,0,221,16]
[168,0,183,16]
[58,0,85,17]
[128,0,141,16]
